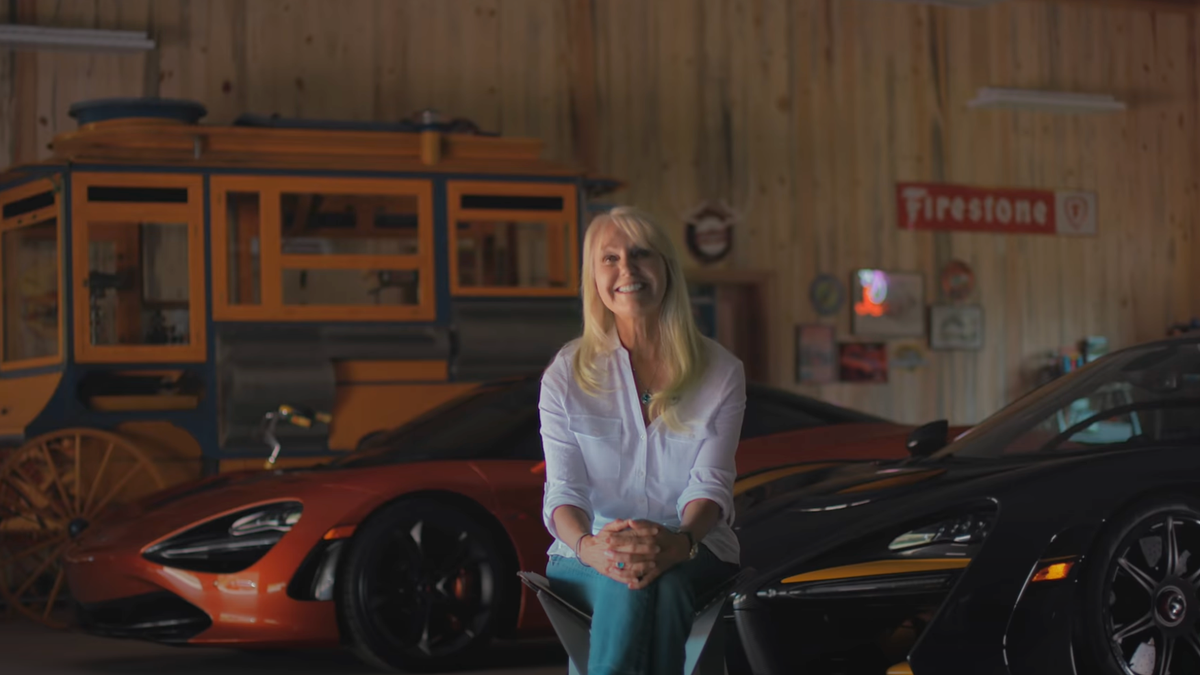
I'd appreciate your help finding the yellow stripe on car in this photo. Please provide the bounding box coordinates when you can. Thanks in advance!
[733,463,839,496]
[835,469,945,494]
[781,558,971,584]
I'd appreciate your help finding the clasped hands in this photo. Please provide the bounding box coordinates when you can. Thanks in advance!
[578,519,689,590]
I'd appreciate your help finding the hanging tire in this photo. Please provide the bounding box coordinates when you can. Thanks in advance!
[337,498,514,672]
[1077,496,1200,675]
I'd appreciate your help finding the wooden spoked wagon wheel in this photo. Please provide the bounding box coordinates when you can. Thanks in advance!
[0,428,165,628]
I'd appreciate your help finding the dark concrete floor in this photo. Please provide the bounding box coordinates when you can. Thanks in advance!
[0,618,568,675]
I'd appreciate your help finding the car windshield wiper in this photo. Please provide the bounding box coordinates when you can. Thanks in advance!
[1035,397,1200,454]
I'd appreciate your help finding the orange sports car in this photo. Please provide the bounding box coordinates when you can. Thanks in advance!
[64,375,951,671]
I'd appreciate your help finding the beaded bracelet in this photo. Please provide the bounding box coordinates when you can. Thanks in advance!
[574,533,592,567]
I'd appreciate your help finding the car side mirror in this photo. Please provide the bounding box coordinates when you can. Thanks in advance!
[906,420,949,457]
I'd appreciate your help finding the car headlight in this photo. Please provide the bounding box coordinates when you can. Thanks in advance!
[144,501,303,573]
[888,512,993,551]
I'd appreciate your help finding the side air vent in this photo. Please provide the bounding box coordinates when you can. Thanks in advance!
[87,186,189,204]
[2,190,55,219]
[460,195,565,211]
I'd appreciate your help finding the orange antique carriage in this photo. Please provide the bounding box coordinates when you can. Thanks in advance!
[0,98,618,626]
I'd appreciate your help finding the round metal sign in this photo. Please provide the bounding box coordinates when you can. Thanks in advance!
[809,273,845,317]
[940,260,976,302]
[684,202,735,264]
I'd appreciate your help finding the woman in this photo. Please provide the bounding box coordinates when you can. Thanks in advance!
[539,206,746,675]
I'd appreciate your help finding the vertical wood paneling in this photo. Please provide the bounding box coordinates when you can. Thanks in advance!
[0,0,13,169]
[1,0,1196,424]
[32,0,150,154]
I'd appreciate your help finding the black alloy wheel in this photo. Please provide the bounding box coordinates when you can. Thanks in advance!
[338,498,513,672]
[1079,497,1200,675]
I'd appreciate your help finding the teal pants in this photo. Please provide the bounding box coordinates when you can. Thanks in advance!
[545,545,738,675]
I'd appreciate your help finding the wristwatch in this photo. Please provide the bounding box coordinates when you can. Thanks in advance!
[679,530,699,560]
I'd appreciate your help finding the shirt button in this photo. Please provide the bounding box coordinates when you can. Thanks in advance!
[639,432,646,440]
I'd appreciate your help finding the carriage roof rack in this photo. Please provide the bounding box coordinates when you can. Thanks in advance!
[232,110,498,136]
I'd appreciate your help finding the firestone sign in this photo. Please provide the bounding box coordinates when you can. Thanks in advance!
[896,182,1097,236]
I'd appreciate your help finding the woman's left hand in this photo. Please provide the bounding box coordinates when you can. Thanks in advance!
[603,519,691,590]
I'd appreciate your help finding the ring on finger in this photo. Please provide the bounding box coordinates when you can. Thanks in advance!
[616,561,625,570]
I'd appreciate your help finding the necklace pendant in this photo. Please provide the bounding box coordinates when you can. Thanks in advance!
[641,391,653,405]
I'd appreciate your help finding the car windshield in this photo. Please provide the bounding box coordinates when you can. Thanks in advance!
[329,378,541,468]
[932,337,1200,460]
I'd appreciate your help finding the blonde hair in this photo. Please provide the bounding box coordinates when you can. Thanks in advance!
[571,206,708,431]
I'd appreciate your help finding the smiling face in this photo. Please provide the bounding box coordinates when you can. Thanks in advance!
[592,220,668,323]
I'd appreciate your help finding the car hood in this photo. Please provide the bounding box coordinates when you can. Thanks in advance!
[69,467,383,554]
[735,457,1030,521]
[736,422,971,467]
[731,454,1083,578]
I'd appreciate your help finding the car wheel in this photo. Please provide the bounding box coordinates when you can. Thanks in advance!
[1077,496,1200,675]
[338,498,512,672]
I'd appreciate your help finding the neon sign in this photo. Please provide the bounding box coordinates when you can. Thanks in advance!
[855,269,889,317]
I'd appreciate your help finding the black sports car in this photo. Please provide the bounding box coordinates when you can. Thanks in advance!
[729,336,1200,675]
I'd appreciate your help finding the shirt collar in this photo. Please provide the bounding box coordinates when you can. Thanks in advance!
[602,326,622,354]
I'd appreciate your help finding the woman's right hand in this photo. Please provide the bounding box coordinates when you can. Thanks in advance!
[578,520,635,578]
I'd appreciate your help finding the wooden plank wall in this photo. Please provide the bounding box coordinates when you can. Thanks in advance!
[2,0,1197,425]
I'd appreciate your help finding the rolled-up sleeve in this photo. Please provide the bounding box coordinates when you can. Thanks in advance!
[539,355,593,542]
[676,361,746,525]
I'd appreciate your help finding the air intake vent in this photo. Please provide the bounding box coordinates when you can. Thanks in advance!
[87,186,189,204]
[2,190,55,219]
[459,195,565,211]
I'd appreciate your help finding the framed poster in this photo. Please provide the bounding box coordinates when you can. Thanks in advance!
[796,324,836,384]
[892,343,928,371]
[839,342,888,384]
[851,269,925,337]
[930,305,984,350]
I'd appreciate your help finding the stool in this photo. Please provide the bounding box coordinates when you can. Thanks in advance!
[518,568,753,675]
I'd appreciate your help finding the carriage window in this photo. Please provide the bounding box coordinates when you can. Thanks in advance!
[455,220,569,289]
[447,181,578,297]
[282,269,421,307]
[226,192,261,305]
[85,222,191,346]
[2,219,59,362]
[281,192,420,256]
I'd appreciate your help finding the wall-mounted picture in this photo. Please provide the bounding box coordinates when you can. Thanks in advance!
[851,269,925,337]
[796,324,837,384]
[892,343,928,372]
[839,342,888,384]
[930,304,984,350]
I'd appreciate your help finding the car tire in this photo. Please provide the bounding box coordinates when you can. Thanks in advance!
[337,498,513,672]
[1076,495,1200,675]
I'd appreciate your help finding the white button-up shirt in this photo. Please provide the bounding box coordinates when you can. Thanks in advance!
[539,332,746,565]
